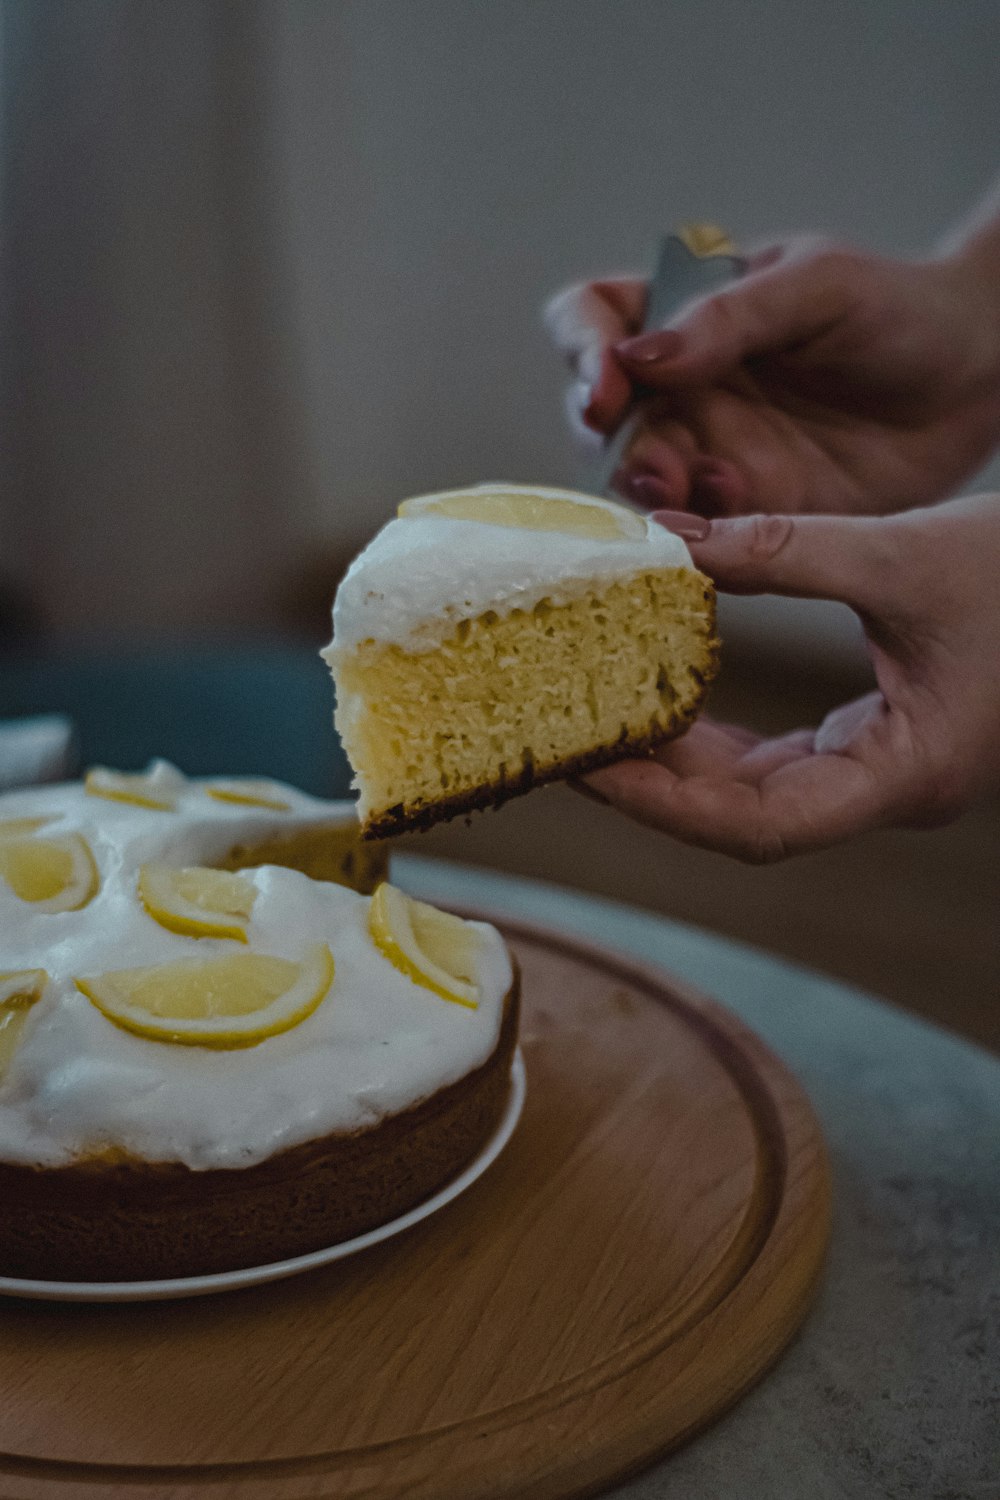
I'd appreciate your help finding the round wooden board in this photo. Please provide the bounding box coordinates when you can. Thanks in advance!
[0,914,830,1500]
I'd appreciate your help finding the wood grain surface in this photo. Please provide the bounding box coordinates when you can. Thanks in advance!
[0,914,830,1500]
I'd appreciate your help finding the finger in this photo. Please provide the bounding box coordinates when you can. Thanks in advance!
[650,718,763,778]
[614,423,699,508]
[581,740,887,861]
[586,348,634,432]
[544,281,645,433]
[742,243,785,275]
[654,721,815,784]
[618,440,752,518]
[687,455,753,517]
[543,279,644,383]
[613,251,855,385]
[590,278,647,331]
[653,510,894,612]
[587,281,648,426]
[735,729,819,779]
[564,378,605,447]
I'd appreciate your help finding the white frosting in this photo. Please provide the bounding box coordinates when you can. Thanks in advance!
[0,765,510,1170]
[328,484,695,654]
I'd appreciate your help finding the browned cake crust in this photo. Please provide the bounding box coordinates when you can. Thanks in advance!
[364,621,721,841]
[0,977,519,1283]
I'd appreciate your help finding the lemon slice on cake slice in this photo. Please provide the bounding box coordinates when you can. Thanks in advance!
[0,969,47,1076]
[85,766,178,811]
[76,944,334,1048]
[138,864,257,942]
[398,484,647,541]
[0,832,98,912]
[369,881,481,1010]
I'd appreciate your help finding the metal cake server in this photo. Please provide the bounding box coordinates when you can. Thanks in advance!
[591,223,745,498]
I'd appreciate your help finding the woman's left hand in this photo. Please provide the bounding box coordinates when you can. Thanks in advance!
[576,494,1000,861]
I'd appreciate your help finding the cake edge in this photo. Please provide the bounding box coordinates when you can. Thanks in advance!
[0,969,521,1282]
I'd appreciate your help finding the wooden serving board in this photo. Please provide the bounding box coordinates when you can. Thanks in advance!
[0,914,830,1500]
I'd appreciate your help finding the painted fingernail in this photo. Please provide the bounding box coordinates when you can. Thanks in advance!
[569,778,610,806]
[629,474,673,509]
[650,509,712,541]
[614,329,685,365]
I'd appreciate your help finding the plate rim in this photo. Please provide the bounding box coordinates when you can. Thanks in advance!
[0,1048,526,1304]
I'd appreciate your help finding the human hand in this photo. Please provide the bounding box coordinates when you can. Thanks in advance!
[575,494,1000,862]
[545,239,1000,518]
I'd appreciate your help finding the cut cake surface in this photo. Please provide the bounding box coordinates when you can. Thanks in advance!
[326,485,719,838]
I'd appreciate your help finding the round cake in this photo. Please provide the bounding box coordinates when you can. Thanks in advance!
[0,763,518,1281]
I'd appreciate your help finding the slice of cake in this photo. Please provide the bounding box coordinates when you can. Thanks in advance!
[0,766,517,1281]
[325,484,719,837]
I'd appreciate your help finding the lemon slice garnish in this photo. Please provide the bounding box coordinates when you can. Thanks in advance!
[85,767,177,811]
[0,970,47,1007]
[0,816,53,838]
[138,863,257,942]
[0,833,98,912]
[205,781,291,811]
[0,969,47,1076]
[398,484,647,542]
[368,882,481,1009]
[76,944,334,1048]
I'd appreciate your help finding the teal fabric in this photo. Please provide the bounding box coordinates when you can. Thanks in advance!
[0,648,353,799]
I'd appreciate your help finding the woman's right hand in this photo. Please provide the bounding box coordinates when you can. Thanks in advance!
[545,233,1000,519]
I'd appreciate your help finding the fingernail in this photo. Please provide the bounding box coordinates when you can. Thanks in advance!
[629,474,673,509]
[614,329,685,365]
[650,509,712,541]
[569,777,610,806]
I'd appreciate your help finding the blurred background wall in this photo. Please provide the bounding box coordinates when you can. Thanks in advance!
[2,0,998,650]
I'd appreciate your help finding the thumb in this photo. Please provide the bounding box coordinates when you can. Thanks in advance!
[615,252,853,384]
[653,510,894,612]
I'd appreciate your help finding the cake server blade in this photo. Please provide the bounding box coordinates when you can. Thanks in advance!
[591,224,745,499]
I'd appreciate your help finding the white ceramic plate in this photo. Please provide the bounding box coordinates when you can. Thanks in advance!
[0,1049,526,1304]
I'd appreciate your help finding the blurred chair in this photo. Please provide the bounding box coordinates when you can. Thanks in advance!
[0,647,353,799]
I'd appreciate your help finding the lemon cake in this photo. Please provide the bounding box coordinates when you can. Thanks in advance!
[325,484,719,837]
[0,763,517,1281]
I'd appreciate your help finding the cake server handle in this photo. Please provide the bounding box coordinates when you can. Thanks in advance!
[592,223,746,499]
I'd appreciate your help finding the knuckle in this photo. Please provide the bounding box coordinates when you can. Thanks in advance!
[730,512,794,561]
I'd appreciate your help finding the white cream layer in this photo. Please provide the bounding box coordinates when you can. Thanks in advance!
[328,484,695,655]
[0,766,510,1170]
